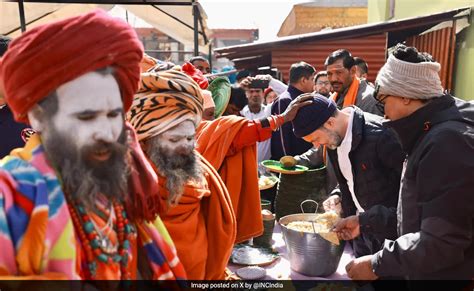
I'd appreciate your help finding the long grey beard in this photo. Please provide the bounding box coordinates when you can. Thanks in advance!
[43,127,130,210]
[146,138,203,206]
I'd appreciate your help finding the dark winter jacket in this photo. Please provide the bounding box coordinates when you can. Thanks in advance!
[297,106,404,256]
[0,105,27,158]
[372,95,474,280]
[328,107,404,256]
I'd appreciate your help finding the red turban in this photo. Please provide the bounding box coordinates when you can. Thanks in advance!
[0,9,143,123]
[181,62,209,89]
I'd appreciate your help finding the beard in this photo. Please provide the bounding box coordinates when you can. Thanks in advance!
[42,126,130,210]
[321,127,343,150]
[146,136,202,206]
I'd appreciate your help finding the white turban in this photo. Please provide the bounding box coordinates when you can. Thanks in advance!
[376,54,444,100]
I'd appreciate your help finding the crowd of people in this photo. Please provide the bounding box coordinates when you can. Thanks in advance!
[0,9,472,289]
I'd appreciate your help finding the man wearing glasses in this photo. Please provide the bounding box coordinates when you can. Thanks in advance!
[343,44,474,283]
[313,70,332,97]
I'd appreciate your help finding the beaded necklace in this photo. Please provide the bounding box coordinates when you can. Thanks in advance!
[68,200,134,279]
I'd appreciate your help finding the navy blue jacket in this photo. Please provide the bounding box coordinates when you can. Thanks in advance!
[270,85,313,160]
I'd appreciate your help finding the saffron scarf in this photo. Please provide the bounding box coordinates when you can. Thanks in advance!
[325,77,360,162]
[330,77,360,108]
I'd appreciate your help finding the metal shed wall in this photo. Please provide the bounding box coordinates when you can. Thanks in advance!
[406,26,455,91]
[272,33,387,83]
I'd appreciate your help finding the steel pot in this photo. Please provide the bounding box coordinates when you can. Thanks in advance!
[279,200,345,277]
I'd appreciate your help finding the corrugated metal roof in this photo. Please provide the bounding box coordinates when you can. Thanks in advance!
[406,26,456,91]
[214,7,470,60]
[272,33,386,82]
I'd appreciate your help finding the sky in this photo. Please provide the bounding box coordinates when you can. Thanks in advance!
[110,0,308,42]
[199,0,307,41]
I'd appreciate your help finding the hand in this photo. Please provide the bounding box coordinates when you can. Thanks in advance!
[281,93,314,122]
[323,194,342,214]
[333,215,360,240]
[238,76,255,89]
[346,255,378,281]
[254,74,272,81]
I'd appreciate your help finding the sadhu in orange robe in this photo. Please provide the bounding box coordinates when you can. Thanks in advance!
[157,115,279,280]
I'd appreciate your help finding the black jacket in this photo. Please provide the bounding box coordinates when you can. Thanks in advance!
[372,95,474,280]
[328,107,404,254]
[0,105,27,158]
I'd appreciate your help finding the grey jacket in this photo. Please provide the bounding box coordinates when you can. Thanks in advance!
[335,79,383,116]
[372,95,474,280]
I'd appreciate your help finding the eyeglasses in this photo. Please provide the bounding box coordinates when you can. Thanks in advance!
[373,83,387,113]
[375,94,389,112]
[316,81,330,86]
[373,83,380,100]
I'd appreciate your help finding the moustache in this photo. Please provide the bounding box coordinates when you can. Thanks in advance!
[82,140,128,165]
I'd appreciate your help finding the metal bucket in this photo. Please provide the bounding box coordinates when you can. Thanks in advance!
[279,200,345,277]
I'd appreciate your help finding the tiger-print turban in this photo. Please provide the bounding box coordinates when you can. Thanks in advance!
[0,9,143,123]
[127,69,204,141]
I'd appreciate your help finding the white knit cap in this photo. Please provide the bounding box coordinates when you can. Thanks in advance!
[376,54,444,100]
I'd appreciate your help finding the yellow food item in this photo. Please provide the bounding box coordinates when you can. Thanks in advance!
[285,212,340,245]
[279,156,297,168]
[319,232,339,245]
[258,176,277,188]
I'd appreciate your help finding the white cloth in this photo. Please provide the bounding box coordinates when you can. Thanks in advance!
[376,54,443,100]
[269,78,288,96]
[240,104,272,172]
[336,108,364,213]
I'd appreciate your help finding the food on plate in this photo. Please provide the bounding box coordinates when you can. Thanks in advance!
[231,244,280,266]
[261,209,274,220]
[279,156,297,168]
[258,175,278,188]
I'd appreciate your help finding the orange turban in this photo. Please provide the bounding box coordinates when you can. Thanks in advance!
[127,69,204,142]
[0,9,143,123]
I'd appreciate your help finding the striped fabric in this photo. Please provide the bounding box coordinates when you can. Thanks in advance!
[0,134,186,281]
[127,69,204,142]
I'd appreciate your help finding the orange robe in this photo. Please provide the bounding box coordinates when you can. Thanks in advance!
[196,115,272,243]
[157,153,236,280]
[157,115,275,279]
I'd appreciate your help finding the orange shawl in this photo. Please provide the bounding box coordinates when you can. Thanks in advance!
[157,153,236,280]
[326,77,360,162]
[330,77,360,108]
[196,115,263,243]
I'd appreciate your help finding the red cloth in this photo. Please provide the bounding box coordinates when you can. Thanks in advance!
[0,9,143,123]
[181,62,209,89]
[125,122,162,222]
[264,87,274,96]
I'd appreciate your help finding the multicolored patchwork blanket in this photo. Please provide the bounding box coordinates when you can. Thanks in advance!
[0,134,186,281]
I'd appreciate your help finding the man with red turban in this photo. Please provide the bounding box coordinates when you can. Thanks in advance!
[127,65,311,279]
[0,10,185,281]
